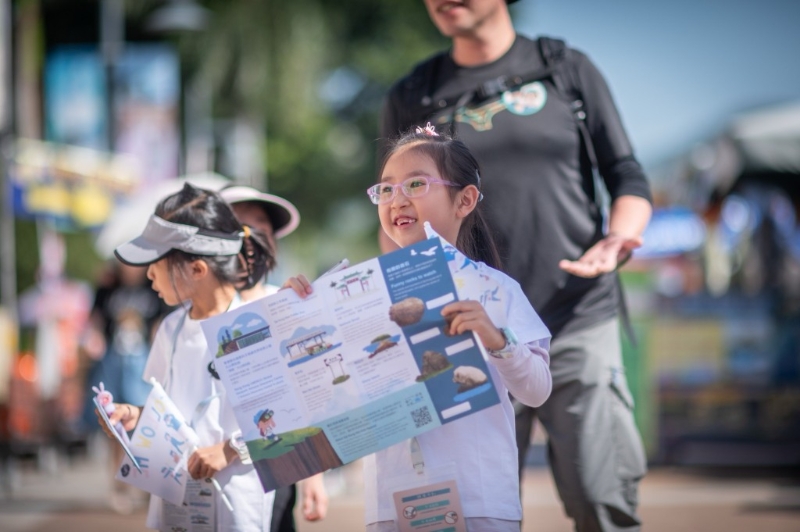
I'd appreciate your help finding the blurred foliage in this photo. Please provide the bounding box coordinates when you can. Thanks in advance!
[10,220,103,294]
[87,0,454,273]
[141,0,447,265]
[6,0,450,296]
[13,221,38,294]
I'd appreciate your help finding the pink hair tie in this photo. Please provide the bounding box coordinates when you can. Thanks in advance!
[416,122,439,137]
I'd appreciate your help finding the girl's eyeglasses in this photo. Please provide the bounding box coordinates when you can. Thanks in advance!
[366,176,459,205]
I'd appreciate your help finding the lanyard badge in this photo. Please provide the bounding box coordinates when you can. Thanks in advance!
[389,443,467,532]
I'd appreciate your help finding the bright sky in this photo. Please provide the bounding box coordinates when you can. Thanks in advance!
[515,0,800,168]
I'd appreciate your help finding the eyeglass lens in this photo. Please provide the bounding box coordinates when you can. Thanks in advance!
[370,177,431,204]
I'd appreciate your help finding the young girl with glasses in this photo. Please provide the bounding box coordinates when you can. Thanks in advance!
[102,183,277,531]
[286,125,553,532]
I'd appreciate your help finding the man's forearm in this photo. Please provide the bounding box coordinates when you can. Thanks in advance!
[608,195,652,239]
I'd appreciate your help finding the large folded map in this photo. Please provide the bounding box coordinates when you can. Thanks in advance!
[200,226,506,492]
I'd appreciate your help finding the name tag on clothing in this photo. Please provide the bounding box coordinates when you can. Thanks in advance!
[161,478,217,532]
[388,463,467,532]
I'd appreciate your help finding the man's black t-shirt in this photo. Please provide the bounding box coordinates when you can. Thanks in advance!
[380,35,652,338]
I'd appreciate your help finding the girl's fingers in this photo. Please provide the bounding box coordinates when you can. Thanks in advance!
[95,409,115,438]
[106,409,122,425]
[441,300,482,315]
[449,313,486,336]
[441,303,505,350]
[442,301,486,331]
[451,315,505,350]
[187,452,198,478]
[281,275,313,297]
[112,403,130,424]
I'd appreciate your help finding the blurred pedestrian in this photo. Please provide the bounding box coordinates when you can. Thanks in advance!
[220,185,329,530]
[379,1,652,530]
[82,261,166,513]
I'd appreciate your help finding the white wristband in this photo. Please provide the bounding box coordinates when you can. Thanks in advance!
[488,327,518,359]
[229,430,252,465]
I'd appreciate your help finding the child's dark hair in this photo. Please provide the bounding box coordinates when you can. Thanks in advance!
[379,128,502,270]
[155,183,275,292]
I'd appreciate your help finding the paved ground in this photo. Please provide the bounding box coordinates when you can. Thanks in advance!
[304,461,800,532]
[1,445,799,532]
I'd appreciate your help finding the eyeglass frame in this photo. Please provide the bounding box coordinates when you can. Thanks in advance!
[366,175,461,205]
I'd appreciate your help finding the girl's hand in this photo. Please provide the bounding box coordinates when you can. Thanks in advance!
[187,442,236,480]
[281,274,313,298]
[441,301,505,351]
[300,473,329,521]
[97,403,140,435]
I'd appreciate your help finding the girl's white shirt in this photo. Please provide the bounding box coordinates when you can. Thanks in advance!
[142,303,274,531]
[363,261,552,524]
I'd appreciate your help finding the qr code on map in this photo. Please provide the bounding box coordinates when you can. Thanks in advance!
[411,406,433,428]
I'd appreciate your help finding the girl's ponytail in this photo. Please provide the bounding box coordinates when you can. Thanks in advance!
[238,224,275,290]
[156,183,278,290]
[458,206,502,271]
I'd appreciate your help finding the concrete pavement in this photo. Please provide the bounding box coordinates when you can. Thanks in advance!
[301,461,800,532]
[1,448,799,532]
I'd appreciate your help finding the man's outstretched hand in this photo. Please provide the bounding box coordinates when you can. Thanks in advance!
[559,233,642,278]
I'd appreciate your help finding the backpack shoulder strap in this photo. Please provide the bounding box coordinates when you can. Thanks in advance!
[540,37,636,347]
[538,36,597,170]
[537,36,567,68]
[395,52,449,129]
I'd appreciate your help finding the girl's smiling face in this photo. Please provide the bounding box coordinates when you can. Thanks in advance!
[378,145,465,248]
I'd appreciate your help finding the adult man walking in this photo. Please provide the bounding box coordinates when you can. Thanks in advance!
[379,1,651,531]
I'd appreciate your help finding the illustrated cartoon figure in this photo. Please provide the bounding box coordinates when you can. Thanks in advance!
[92,382,131,446]
[163,413,182,431]
[254,409,281,444]
[161,465,183,485]
[164,432,187,454]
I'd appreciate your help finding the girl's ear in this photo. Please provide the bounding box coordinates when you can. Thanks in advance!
[188,259,209,280]
[456,185,480,219]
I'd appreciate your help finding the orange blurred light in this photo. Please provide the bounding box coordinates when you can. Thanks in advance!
[16,353,39,382]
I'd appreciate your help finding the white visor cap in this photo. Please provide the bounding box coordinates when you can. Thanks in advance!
[114,215,243,266]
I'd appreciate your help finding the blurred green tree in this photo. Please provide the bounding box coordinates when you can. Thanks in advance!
[134,0,447,268]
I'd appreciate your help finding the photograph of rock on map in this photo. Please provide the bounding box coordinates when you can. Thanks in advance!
[388,297,425,327]
[250,426,343,492]
[416,350,453,382]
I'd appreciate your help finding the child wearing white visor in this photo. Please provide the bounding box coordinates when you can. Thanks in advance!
[105,183,276,531]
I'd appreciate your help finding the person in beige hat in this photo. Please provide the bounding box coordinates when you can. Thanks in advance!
[219,185,328,531]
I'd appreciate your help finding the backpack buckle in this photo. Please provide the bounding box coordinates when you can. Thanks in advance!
[571,99,587,121]
[476,76,511,101]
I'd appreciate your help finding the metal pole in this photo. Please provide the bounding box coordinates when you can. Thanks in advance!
[100,0,124,151]
[0,0,18,325]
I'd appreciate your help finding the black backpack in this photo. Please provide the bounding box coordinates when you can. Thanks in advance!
[397,37,597,165]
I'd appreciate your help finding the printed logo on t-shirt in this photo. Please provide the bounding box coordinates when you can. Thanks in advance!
[502,82,547,116]
[449,81,547,132]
